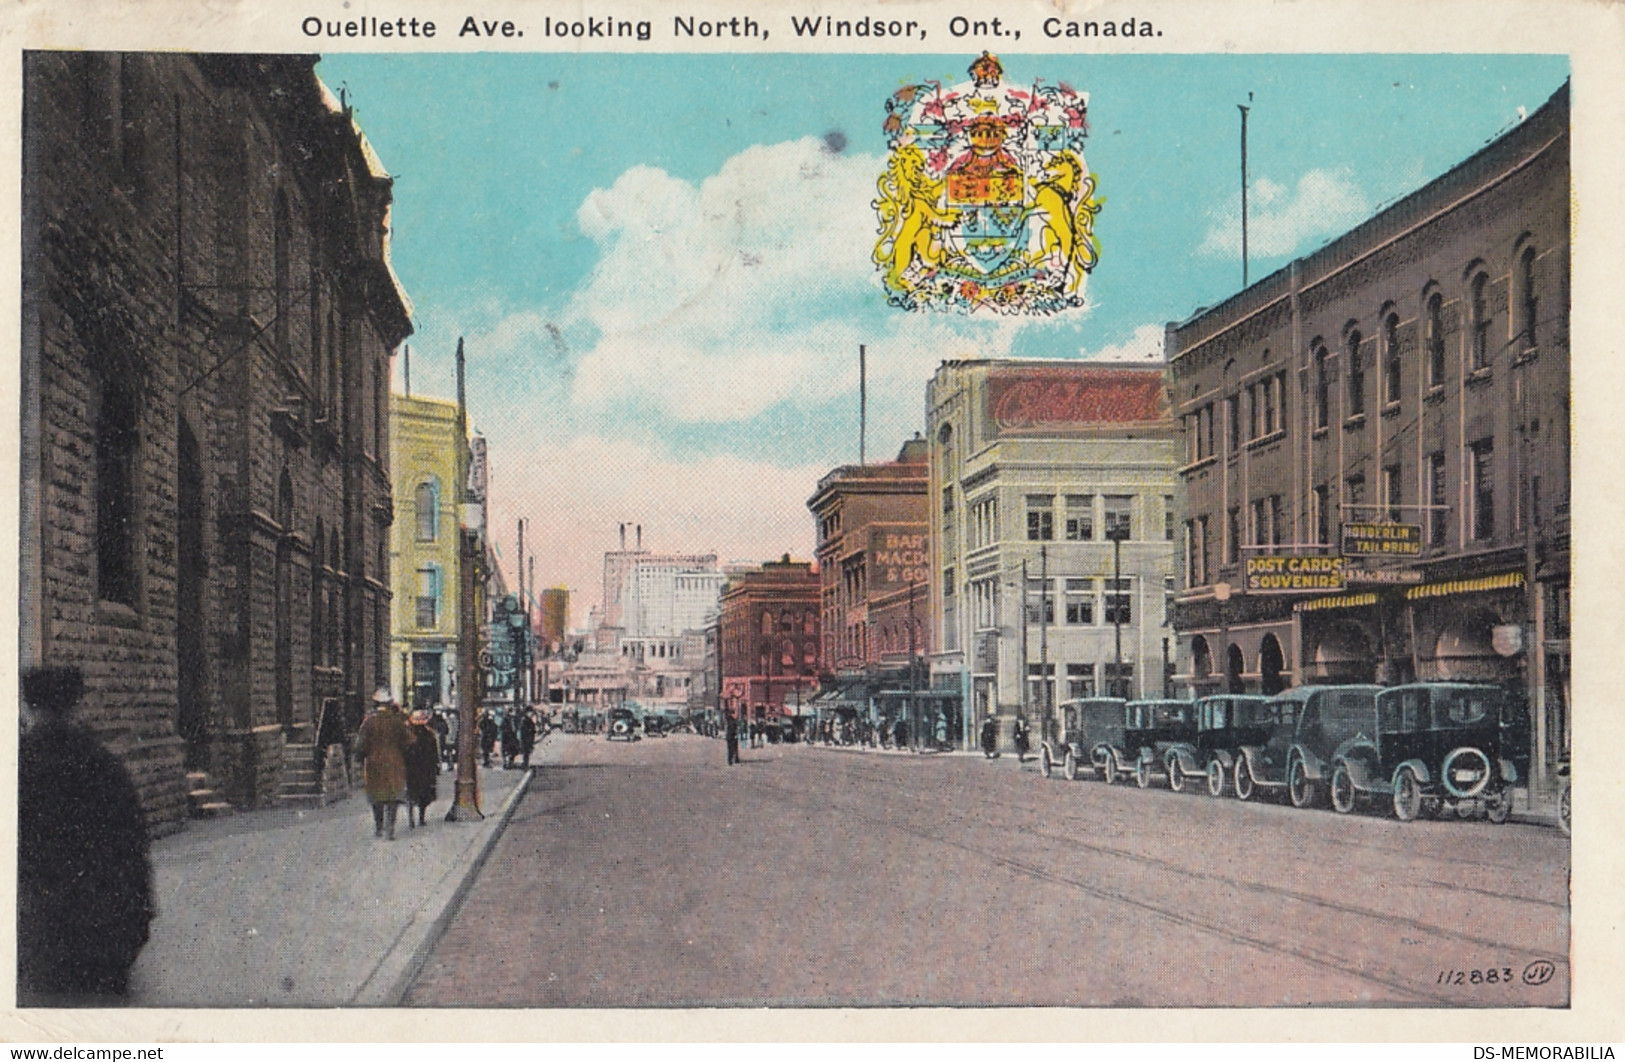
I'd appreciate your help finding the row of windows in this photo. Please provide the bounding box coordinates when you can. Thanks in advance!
[968,576,1152,630]
[1018,494,1176,543]
[1026,661,1135,703]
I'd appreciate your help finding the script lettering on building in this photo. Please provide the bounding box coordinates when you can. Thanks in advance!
[1340,522,1423,556]
[1244,555,1346,593]
[985,368,1166,436]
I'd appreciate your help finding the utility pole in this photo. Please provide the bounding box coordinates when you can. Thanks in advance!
[1039,544,1050,742]
[1108,523,1130,697]
[859,344,867,466]
[1019,559,1030,721]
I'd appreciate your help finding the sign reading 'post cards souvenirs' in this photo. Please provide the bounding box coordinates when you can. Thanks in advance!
[1245,555,1346,593]
[873,52,1102,313]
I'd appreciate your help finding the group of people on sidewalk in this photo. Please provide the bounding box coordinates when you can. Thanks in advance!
[979,714,1031,761]
[353,688,443,840]
[476,705,541,770]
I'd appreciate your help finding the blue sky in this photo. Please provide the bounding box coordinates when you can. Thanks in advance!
[315,52,1567,620]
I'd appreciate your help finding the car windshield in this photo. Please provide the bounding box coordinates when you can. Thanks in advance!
[1264,700,1298,726]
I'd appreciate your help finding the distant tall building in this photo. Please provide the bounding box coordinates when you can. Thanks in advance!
[540,587,570,648]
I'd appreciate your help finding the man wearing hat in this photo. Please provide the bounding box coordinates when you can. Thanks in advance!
[403,706,440,828]
[354,688,412,840]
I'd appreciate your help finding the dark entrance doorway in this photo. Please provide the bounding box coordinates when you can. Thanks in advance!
[412,651,442,711]
[176,420,208,767]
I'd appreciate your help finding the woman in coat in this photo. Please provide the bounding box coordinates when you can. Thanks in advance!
[404,709,440,827]
[355,690,412,840]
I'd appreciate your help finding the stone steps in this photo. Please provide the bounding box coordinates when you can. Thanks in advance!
[185,770,233,819]
[279,742,324,806]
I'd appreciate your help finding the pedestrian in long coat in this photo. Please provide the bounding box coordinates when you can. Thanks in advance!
[17,665,154,1002]
[404,709,440,827]
[519,710,539,768]
[355,689,412,840]
[500,710,521,769]
[478,710,499,767]
[724,711,741,765]
[980,715,1000,759]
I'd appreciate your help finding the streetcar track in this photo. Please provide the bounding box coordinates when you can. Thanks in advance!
[772,753,1566,977]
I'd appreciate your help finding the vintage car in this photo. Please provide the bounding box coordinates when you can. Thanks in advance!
[1556,762,1571,836]
[1327,683,1530,822]
[1230,686,1368,804]
[643,714,668,737]
[1124,700,1198,789]
[606,707,642,742]
[1163,694,1273,796]
[1042,697,1128,782]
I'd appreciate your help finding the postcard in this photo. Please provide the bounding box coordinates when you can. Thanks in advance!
[2,0,1621,1046]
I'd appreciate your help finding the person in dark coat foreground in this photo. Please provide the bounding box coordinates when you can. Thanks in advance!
[355,689,412,840]
[17,665,155,1003]
[404,708,441,827]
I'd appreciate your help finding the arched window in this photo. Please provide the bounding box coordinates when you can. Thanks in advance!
[762,611,775,636]
[1382,313,1402,408]
[781,640,795,667]
[1425,291,1446,387]
[1313,344,1330,429]
[1518,246,1538,350]
[1470,270,1492,370]
[1345,329,1364,416]
[414,480,438,541]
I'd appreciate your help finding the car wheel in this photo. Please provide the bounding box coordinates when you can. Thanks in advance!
[1063,749,1079,782]
[1393,766,1424,822]
[1136,756,1153,789]
[1168,757,1186,793]
[1330,763,1357,815]
[1234,756,1256,802]
[1558,780,1571,837]
[1040,745,1053,779]
[1207,758,1227,798]
[1103,751,1119,786]
[1485,790,1512,825]
[1288,757,1319,809]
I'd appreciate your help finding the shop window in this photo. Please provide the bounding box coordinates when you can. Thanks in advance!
[1345,330,1365,416]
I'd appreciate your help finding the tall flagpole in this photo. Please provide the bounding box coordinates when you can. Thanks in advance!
[1239,96,1252,289]
[859,344,867,466]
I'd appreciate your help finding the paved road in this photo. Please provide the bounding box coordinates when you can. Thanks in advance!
[406,733,1569,1008]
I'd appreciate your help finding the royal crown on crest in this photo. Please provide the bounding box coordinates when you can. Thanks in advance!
[873,52,1102,314]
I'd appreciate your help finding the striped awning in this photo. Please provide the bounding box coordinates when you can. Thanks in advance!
[1296,592,1378,613]
[1404,571,1525,601]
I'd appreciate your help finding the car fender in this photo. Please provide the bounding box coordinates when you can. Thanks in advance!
[1168,743,1203,773]
[1066,742,1086,762]
[1338,754,1378,792]
[1496,757,1519,785]
[1208,748,1236,772]
[1291,744,1329,782]
[1392,758,1432,789]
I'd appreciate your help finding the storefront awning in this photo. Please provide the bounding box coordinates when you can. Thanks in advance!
[1404,571,1524,601]
[1296,592,1378,613]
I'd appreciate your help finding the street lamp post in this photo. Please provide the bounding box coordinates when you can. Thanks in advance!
[1107,523,1131,698]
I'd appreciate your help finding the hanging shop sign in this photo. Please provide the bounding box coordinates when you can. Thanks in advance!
[1344,566,1424,585]
[1340,522,1422,557]
[873,52,1100,314]
[1245,555,1346,593]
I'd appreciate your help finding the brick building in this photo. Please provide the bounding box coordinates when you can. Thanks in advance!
[1167,83,1569,795]
[806,436,930,730]
[927,361,1182,751]
[718,556,821,727]
[19,53,411,829]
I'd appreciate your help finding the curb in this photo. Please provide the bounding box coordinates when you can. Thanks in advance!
[353,767,534,1006]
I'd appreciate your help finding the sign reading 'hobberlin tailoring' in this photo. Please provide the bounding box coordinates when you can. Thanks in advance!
[1245,555,1346,593]
[1340,522,1423,556]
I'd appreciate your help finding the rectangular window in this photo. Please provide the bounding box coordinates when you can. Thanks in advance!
[1382,464,1402,523]
[1246,384,1259,441]
[1102,661,1135,699]
[1270,495,1284,548]
[1027,663,1057,713]
[1471,438,1495,540]
[1226,396,1240,454]
[1104,577,1133,625]
[1226,506,1241,565]
[1064,495,1094,541]
[1313,485,1330,546]
[1064,578,1095,625]
[1250,497,1268,548]
[1026,578,1054,625]
[1164,496,1175,541]
[1428,452,1448,545]
[1104,495,1133,539]
[1066,662,1096,699]
[415,568,439,629]
[1025,495,1054,541]
[1346,473,1366,508]
[943,567,956,598]
[1262,376,1279,435]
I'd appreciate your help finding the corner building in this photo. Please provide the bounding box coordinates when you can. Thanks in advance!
[20,54,411,827]
[1167,83,1569,795]
[927,361,1181,751]
[719,557,821,727]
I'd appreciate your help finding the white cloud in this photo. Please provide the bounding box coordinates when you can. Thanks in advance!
[1082,323,1165,362]
[482,434,826,628]
[1198,168,1371,259]
[561,138,1017,424]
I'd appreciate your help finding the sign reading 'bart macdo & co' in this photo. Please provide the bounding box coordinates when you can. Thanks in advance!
[1245,555,1346,593]
[1340,522,1422,556]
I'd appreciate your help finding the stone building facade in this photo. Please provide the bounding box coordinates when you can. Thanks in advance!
[20,53,411,830]
[1166,83,1569,794]
[390,393,466,713]
[927,361,1181,751]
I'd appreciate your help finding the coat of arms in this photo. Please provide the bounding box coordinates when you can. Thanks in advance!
[873,52,1102,314]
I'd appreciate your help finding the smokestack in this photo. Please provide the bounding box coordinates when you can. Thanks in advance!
[636,524,642,550]
[619,523,626,551]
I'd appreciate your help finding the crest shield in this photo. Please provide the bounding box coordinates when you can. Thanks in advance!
[873,53,1103,314]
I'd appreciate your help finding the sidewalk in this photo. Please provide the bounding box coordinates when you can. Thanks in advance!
[127,757,533,1007]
